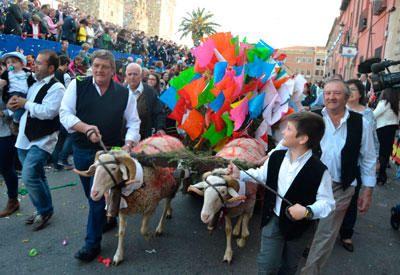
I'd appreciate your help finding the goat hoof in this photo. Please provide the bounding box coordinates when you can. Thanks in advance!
[166,214,172,219]
[232,233,240,239]
[144,232,153,240]
[155,230,163,237]
[236,238,246,248]
[112,256,123,266]
[222,253,232,264]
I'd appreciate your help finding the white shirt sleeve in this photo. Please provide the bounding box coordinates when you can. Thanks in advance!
[24,82,65,120]
[308,170,336,219]
[59,79,81,133]
[123,92,141,144]
[239,157,270,185]
[373,100,386,118]
[359,117,377,187]
[64,73,71,88]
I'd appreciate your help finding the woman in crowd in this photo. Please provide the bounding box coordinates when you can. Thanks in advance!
[374,87,400,185]
[102,27,113,51]
[339,79,380,252]
[76,19,88,45]
[46,8,59,41]
[85,19,95,48]
[301,83,316,108]
[147,72,161,95]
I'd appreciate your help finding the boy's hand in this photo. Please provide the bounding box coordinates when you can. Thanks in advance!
[7,96,27,110]
[288,204,307,221]
[0,79,7,87]
[227,161,240,179]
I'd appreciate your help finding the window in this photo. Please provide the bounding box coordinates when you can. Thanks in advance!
[308,57,312,63]
[315,69,320,76]
[321,59,325,66]
[301,70,305,75]
[296,57,301,63]
[302,57,306,63]
[306,70,311,77]
[295,69,300,74]
[316,59,321,66]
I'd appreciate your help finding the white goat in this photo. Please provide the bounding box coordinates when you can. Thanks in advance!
[188,168,257,264]
[74,150,180,265]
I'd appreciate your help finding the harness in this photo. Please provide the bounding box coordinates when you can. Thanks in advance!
[203,174,229,209]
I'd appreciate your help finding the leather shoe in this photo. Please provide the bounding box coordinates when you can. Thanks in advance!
[341,239,354,252]
[75,247,101,262]
[31,213,52,231]
[103,218,117,233]
[391,207,400,230]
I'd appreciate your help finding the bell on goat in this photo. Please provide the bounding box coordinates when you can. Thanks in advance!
[107,187,122,218]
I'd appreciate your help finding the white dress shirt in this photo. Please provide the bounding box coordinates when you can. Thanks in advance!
[373,100,400,129]
[8,70,29,94]
[16,75,65,154]
[59,78,141,145]
[240,149,335,219]
[128,82,144,100]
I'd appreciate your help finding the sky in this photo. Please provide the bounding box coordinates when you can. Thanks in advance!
[173,0,342,49]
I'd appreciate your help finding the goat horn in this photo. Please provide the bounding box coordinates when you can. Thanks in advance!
[227,195,247,204]
[94,150,105,163]
[125,179,141,185]
[202,171,213,181]
[222,176,240,193]
[73,165,97,177]
[118,156,137,182]
[187,185,204,196]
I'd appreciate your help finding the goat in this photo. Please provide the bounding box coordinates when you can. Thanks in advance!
[74,150,180,265]
[188,168,257,264]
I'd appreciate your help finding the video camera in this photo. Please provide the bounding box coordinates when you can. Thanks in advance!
[370,60,400,91]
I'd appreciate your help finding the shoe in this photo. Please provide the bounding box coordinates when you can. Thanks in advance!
[31,213,52,231]
[341,239,354,252]
[103,218,118,233]
[58,161,74,170]
[25,211,38,224]
[0,198,20,217]
[377,174,387,185]
[74,247,101,262]
[391,207,400,231]
[302,247,310,259]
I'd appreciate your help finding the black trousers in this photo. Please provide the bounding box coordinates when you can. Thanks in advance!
[377,125,398,178]
[339,182,361,239]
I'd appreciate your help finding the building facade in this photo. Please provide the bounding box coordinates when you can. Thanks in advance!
[278,46,326,83]
[384,0,400,72]
[325,0,396,80]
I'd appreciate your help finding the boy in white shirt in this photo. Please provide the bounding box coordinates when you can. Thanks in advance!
[228,111,335,275]
[0,52,35,133]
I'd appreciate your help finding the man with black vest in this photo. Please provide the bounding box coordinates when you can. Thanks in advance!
[125,63,166,139]
[7,49,65,231]
[59,50,140,261]
[300,79,376,275]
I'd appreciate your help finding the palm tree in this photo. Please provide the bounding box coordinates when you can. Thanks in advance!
[178,8,220,45]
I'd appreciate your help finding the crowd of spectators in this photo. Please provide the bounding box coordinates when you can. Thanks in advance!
[0,0,195,67]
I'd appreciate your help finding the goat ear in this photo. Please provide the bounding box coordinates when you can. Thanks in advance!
[120,164,128,180]
[227,187,239,198]
[73,164,97,177]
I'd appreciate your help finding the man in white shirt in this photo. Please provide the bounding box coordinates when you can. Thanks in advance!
[59,50,140,262]
[301,79,376,275]
[7,49,65,231]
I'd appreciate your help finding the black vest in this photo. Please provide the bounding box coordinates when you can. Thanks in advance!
[54,70,65,86]
[25,78,61,142]
[312,109,362,190]
[1,68,36,103]
[72,76,129,149]
[261,150,327,240]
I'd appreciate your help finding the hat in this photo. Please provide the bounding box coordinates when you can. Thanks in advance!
[2,52,27,66]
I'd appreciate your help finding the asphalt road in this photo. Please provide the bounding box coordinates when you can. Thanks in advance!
[0,165,399,275]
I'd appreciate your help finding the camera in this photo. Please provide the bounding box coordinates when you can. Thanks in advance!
[370,60,400,91]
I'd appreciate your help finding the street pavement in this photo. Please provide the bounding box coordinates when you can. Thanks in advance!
[0,164,399,275]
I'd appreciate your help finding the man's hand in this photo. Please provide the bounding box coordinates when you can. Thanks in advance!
[288,204,307,221]
[85,125,102,143]
[0,79,7,87]
[227,161,240,179]
[358,186,373,215]
[255,155,269,166]
[122,140,135,152]
[155,130,166,136]
[7,96,27,111]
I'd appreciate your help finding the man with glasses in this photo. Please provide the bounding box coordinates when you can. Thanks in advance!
[125,63,166,139]
[7,49,65,231]
[59,50,141,261]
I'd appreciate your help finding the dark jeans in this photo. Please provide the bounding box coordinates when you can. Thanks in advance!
[377,125,398,178]
[339,183,362,239]
[73,145,106,249]
[52,127,73,166]
[0,135,18,198]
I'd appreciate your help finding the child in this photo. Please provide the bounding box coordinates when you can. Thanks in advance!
[68,55,84,77]
[55,55,71,88]
[0,52,35,132]
[228,111,335,275]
